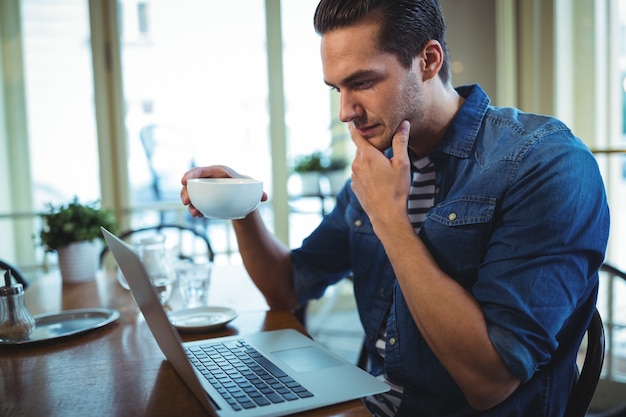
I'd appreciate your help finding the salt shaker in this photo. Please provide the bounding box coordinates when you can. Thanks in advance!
[0,270,36,341]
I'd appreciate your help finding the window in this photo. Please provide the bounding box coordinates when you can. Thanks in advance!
[1,1,339,266]
[21,0,100,210]
[281,0,344,246]
[118,0,338,250]
[598,0,626,382]
[119,0,271,211]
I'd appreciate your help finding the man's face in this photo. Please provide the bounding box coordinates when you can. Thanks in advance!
[321,18,424,152]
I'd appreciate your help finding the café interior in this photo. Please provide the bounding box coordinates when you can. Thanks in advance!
[2,0,626,415]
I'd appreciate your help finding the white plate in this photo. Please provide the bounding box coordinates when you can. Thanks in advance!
[168,306,238,332]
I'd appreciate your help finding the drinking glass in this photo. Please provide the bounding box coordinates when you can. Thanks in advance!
[176,261,212,309]
[136,235,177,306]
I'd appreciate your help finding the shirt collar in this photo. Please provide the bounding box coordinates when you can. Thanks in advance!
[433,84,491,160]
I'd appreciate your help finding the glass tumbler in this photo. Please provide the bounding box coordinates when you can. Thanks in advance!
[136,235,177,306]
[176,261,213,309]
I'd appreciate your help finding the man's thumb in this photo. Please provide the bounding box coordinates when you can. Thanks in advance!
[393,120,410,157]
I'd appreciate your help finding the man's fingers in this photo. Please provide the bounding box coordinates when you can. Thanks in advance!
[348,124,368,153]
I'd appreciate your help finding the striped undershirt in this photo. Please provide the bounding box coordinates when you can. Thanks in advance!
[408,155,436,230]
[362,154,436,417]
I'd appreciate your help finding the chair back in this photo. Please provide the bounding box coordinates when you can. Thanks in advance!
[564,308,605,417]
[0,259,29,289]
[99,224,214,272]
[600,263,626,281]
[583,263,626,417]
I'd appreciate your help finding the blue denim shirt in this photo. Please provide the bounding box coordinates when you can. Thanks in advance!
[291,84,610,416]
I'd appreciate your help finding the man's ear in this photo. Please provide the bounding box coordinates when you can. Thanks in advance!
[420,40,444,81]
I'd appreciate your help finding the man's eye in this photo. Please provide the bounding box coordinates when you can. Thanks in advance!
[353,80,373,90]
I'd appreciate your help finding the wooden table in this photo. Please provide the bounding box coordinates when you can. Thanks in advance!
[0,265,369,417]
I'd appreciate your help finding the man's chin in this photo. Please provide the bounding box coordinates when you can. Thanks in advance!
[367,137,393,152]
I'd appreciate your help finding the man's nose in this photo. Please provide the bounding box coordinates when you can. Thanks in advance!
[339,91,362,123]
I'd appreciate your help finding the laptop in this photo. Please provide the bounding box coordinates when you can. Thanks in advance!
[101,227,389,417]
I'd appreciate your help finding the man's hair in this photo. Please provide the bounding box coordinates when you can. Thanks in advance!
[313,0,451,84]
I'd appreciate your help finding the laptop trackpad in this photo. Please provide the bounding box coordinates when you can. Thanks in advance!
[273,346,344,372]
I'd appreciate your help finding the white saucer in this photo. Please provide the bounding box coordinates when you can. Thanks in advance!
[168,306,238,332]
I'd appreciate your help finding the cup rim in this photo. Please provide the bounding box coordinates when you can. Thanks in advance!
[188,178,262,185]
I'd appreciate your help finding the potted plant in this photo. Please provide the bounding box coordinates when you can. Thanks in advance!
[40,197,117,283]
[292,151,324,195]
[293,151,324,174]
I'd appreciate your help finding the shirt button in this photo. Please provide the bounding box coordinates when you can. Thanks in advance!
[354,220,362,227]
[448,212,457,221]
[388,337,396,346]
[435,187,440,194]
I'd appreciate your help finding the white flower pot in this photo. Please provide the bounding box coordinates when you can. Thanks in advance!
[298,172,322,196]
[325,170,348,195]
[57,241,98,283]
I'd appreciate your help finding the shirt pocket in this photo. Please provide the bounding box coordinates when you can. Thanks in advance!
[422,195,496,284]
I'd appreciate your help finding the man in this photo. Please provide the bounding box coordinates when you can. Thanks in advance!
[181,1,610,415]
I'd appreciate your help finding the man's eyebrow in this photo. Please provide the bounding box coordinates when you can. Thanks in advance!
[324,69,380,88]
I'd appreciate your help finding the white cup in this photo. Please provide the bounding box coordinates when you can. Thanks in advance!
[187,178,263,219]
[176,261,213,309]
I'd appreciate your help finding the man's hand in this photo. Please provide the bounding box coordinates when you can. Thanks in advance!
[350,120,412,225]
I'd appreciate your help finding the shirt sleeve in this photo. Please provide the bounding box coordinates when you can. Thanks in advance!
[290,183,354,305]
[475,135,608,382]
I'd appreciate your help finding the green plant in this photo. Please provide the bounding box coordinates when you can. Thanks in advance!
[293,151,324,173]
[39,197,118,251]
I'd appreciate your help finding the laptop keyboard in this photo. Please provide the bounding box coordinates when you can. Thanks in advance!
[186,339,314,411]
